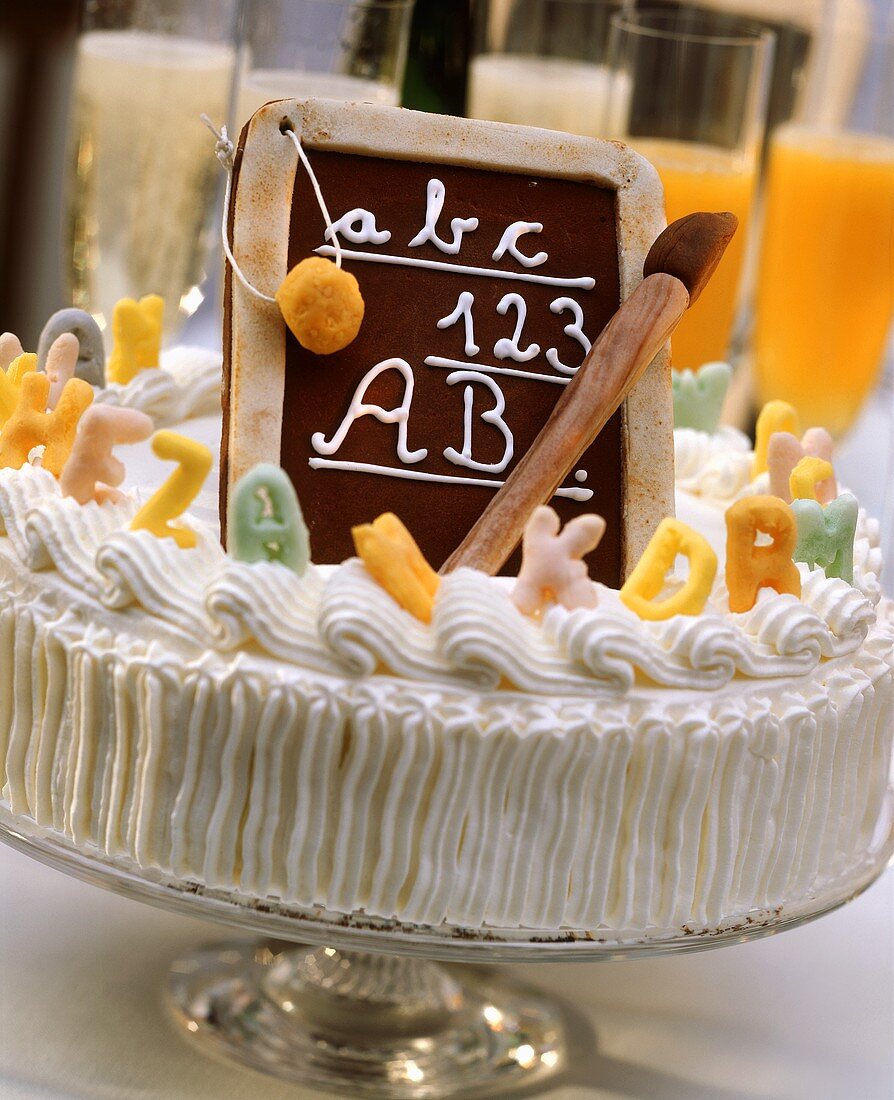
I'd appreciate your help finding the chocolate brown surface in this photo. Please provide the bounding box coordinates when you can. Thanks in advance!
[280,150,623,582]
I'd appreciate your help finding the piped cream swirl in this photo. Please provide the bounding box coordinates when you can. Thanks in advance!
[0,449,885,695]
[674,426,752,500]
[95,346,221,426]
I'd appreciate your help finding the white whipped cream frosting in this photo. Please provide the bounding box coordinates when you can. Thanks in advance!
[0,462,884,694]
[0,421,892,936]
[674,424,753,500]
[95,346,221,427]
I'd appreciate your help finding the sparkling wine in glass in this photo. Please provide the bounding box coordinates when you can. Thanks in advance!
[235,0,415,132]
[66,1,239,343]
[467,0,630,138]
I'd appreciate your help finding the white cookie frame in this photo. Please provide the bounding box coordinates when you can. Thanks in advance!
[223,98,673,575]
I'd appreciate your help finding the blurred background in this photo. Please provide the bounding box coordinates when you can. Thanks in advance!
[0,0,891,529]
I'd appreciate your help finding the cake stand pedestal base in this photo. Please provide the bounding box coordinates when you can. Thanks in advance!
[6,803,891,1097]
[167,939,565,1098]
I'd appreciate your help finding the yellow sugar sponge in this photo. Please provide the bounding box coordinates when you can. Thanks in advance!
[276,256,364,356]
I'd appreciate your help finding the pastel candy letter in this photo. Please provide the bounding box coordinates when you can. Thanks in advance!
[620,517,717,621]
[229,463,310,575]
[671,361,732,432]
[0,364,25,426]
[0,333,24,372]
[352,512,440,623]
[130,431,212,548]
[37,308,106,388]
[61,405,153,504]
[725,496,801,613]
[753,400,799,478]
[792,492,859,585]
[767,427,835,503]
[44,334,79,409]
[107,295,164,385]
[0,354,38,428]
[512,505,605,616]
[789,455,836,502]
[0,372,94,475]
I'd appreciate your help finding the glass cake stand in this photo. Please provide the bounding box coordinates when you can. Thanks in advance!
[2,802,891,1099]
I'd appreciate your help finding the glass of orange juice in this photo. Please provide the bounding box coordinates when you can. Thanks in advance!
[754,26,894,437]
[605,11,775,369]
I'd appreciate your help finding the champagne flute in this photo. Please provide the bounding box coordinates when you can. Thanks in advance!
[605,10,774,370]
[66,0,239,345]
[467,0,630,138]
[753,24,894,438]
[235,0,415,132]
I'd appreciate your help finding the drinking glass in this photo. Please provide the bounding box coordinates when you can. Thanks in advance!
[235,0,415,131]
[627,0,869,150]
[605,10,775,370]
[753,26,894,438]
[66,0,240,343]
[467,0,631,137]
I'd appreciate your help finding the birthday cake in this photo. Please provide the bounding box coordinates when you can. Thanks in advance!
[0,101,892,940]
[0,339,889,937]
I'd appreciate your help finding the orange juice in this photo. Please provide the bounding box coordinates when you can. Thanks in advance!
[636,139,757,369]
[755,125,894,436]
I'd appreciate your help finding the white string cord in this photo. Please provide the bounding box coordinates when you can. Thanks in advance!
[201,115,275,304]
[282,127,343,270]
[200,114,342,306]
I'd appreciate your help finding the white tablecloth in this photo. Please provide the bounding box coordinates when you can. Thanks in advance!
[1,840,891,1100]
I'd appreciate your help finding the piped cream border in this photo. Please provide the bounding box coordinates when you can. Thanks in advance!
[224,97,673,576]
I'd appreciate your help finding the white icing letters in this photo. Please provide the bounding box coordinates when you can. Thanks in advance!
[494,293,540,362]
[546,297,591,375]
[311,358,427,464]
[492,221,548,268]
[443,370,514,473]
[437,291,479,356]
[408,179,479,255]
[305,178,606,508]
[326,207,391,245]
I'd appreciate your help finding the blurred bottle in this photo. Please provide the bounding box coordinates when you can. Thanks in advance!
[401,0,471,114]
[753,18,894,437]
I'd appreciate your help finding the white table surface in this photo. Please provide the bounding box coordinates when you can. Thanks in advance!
[1,325,892,1099]
[0,839,891,1100]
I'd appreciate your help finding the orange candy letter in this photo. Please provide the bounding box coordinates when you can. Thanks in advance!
[0,372,93,475]
[725,496,801,613]
[352,512,440,623]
